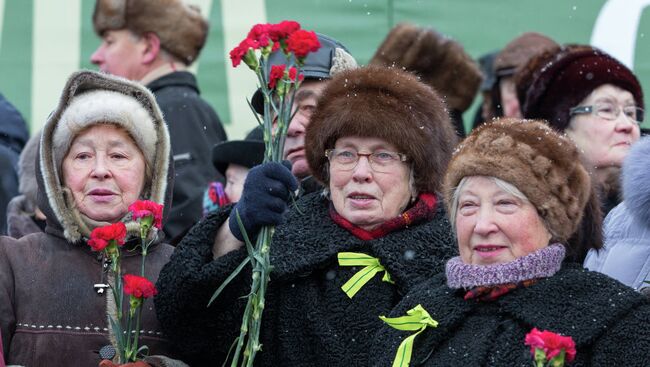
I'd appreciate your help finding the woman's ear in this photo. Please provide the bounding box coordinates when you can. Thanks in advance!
[141,32,162,65]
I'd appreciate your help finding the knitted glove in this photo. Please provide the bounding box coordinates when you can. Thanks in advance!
[228,162,298,241]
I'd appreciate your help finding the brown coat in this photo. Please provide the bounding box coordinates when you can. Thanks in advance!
[0,229,174,366]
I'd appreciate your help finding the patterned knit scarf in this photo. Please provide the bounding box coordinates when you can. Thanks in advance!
[329,193,438,241]
[445,244,566,302]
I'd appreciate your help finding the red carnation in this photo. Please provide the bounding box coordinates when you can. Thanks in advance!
[268,64,286,89]
[230,38,258,68]
[525,328,576,363]
[123,274,158,299]
[88,222,127,251]
[247,23,272,48]
[129,200,163,230]
[286,30,321,59]
[269,20,301,41]
[288,67,304,82]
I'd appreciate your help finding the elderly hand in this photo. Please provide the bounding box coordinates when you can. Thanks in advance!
[228,162,298,241]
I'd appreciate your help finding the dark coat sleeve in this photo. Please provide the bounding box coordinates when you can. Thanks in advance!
[0,238,16,358]
[154,207,250,366]
[590,302,650,365]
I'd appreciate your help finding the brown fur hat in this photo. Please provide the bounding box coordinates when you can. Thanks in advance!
[93,0,208,65]
[443,118,594,248]
[369,23,481,113]
[493,32,558,77]
[517,44,643,131]
[306,65,457,194]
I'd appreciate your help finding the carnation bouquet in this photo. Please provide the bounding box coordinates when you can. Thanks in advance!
[525,328,576,367]
[207,21,321,367]
[89,200,163,364]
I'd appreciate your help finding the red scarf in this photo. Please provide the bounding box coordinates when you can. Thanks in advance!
[329,193,438,241]
[463,279,538,302]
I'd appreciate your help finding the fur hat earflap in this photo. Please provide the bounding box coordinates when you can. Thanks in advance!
[370,23,482,113]
[443,118,593,247]
[622,136,650,224]
[93,0,208,65]
[306,65,458,194]
[517,44,643,131]
[39,70,171,242]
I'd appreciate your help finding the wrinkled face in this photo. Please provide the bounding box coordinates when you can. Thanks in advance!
[329,136,412,231]
[224,164,249,203]
[566,84,641,169]
[456,176,551,266]
[90,29,148,80]
[282,79,328,179]
[499,76,522,118]
[62,124,146,222]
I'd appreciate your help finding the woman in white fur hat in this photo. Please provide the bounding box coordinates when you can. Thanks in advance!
[0,71,178,366]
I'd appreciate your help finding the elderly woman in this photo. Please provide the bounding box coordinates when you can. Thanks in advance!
[0,71,175,366]
[517,45,643,218]
[155,66,459,365]
[371,119,650,366]
[585,137,650,291]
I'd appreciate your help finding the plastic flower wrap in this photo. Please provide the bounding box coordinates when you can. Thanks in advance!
[210,20,321,367]
[525,328,576,367]
[88,200,163,363]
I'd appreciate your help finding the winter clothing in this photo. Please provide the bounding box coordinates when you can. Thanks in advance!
[306,66,458,194]
[227,162,298,241]
[92,0,208,65]
[202,181,229,216]
[146,71,228,240]
[493,32,558,78]
[371,263,650,366]
[0,70,175,366]
[251,33,357,114]
[155,192,457,366]
[0,153,18,236]
[585,137,650,290]
[6,195,44,238]
[517,44,643,131]
[212,126,264,177]
[17,132,39,210]
[443,119,594,246]
[370,23,482,114]
[0,92,29,165]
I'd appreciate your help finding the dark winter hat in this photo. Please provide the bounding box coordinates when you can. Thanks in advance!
[443,118,593,245]
[212,126,265,177]
[251,33,357,114]
[306,65,457,194]
[93,0,208,65]
[478,51,499,92]
[518,44,644,131]
[369,23,482,113]
[493,32,558,78]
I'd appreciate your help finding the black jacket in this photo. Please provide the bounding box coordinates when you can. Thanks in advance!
[371,264,650,366]
[155,192,458,366]
[147,72,227,240]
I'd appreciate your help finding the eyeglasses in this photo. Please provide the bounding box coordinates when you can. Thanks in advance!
[325,149,408,173]
[569,103,644,124]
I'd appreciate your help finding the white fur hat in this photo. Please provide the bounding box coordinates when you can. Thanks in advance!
[53,89,157,171]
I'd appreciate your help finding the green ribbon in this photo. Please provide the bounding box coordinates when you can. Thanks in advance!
[379,304,438,367]
[337,252,394,298]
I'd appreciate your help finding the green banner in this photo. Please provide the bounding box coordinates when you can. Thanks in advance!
[1,0,648,138]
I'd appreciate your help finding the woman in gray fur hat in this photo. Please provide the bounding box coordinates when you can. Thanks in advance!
[0,70,177,366]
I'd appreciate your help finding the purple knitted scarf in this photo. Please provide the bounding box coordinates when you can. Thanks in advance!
[446,244,566,289]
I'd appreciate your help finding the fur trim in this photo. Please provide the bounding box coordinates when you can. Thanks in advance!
[53,90,157,172]
[517,44,644,131]
[622,136,650,223]
[493,32,558,75]
[443,118,592,245]
[305,66,457,194]
[18,131,41,205]
[370,23,482,112]
[93,0,208,65]
[39,70,171,242]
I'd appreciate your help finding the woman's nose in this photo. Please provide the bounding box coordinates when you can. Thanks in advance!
[351,156,373,182]
[473,209,498,236]
[91,156,112,179]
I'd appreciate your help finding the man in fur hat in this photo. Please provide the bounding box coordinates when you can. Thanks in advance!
[90,0,228,241]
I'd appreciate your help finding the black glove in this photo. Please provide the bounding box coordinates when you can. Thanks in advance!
[228,162,298,241]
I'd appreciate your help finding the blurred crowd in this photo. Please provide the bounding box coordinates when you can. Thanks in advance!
[1,0,650,366]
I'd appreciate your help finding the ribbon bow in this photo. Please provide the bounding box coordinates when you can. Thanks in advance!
[379,304,438,367]
[337,252,394,298]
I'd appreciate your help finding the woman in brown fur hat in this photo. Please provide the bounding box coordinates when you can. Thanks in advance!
[517,45,644,216]
[371,118,650,366]
[154,66,459,366]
